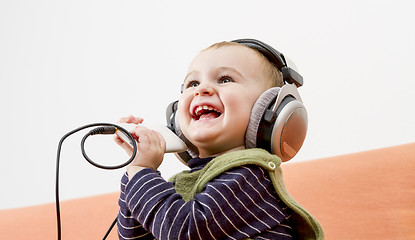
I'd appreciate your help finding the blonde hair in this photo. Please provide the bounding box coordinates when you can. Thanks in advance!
[204,41,283,88]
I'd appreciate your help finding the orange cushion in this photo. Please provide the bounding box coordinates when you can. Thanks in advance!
[0,193,120,239]
[282,142,415,239]
[1,143,414,239]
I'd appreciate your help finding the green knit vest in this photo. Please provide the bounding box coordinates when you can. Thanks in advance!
[169,148,324,240]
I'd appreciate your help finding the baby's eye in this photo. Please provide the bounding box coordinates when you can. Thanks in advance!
[219,76,234,84]
[186,80,200,88]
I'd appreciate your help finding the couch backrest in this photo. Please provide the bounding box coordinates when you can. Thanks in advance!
[281,142,415,239]
[1,143,414,239]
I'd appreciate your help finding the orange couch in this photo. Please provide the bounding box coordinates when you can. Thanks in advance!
[1,143,414,239]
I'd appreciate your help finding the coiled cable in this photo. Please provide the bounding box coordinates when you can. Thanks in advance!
[55,123,137,240]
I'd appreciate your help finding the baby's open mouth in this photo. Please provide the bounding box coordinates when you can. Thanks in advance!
[193,105,222,120]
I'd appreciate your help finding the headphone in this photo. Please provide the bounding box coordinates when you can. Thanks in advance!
[166,38,307,163]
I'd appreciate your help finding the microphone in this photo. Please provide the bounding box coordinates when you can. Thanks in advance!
[114,122,188,153]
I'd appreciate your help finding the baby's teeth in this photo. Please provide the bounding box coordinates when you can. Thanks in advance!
[195,105,218,116]
[195,106,203,115]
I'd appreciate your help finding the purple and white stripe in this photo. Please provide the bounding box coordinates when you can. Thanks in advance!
[117,163,293,240]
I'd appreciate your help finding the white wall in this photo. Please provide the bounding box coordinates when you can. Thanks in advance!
[1,0,414,209]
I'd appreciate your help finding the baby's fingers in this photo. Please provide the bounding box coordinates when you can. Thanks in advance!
[113,134,134,155]
[118,115,144,124]
[152,130,166,152]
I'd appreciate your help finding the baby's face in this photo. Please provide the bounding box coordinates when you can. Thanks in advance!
[178,45,269,157]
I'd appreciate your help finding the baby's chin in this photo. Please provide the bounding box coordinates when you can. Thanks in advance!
[185,128,220,145]
[196,143,247,158]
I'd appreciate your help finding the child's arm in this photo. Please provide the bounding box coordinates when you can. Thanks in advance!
[114,115,166,239]
[117,172,154,240]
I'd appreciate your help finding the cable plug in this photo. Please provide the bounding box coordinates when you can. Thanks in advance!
[89,126,117,135]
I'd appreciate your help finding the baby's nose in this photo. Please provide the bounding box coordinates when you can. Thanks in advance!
[194,84,214,96]
[195,90,212,96]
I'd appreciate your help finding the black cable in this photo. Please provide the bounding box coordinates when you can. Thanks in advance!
[81,126,136,170]
[55,123,137,240]
[102,217,118,240]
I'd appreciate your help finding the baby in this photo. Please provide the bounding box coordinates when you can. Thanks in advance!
[114,39,323,239]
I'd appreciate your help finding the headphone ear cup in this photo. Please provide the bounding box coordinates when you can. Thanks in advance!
[245,87,280,149]
[245,86,308,162]
[172,112,199,158]
[166,100,198,164]
[270,96,307,161]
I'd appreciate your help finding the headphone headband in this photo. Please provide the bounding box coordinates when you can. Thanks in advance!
[231,39,303,87]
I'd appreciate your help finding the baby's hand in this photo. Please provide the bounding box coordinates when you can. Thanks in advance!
[114,115,166,174]
[113,115,144,154]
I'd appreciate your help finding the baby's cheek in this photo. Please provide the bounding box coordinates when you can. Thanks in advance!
[177,99,190,122]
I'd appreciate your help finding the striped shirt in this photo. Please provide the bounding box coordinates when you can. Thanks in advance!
[117,156,294,240]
